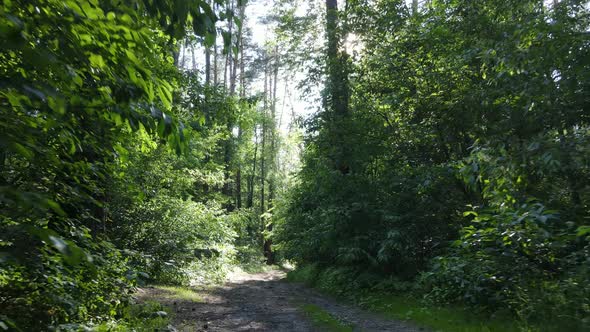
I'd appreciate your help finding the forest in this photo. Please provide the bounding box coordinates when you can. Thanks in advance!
[0,0,588,331]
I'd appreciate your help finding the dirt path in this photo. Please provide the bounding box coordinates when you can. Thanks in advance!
[138,269,426,332]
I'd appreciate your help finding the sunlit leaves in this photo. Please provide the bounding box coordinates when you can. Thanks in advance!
[0,0,228,329]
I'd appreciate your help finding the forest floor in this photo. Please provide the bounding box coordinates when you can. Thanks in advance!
[137,269,427,332]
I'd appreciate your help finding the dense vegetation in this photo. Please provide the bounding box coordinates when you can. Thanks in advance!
[0,0,286,329]
[275,0,589,330]
[1,0,588,331]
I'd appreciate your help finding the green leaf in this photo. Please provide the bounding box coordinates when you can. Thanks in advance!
[89,53,106,68]
[221,31,231,54]
[577,226,590,237]
[45,199,66,216]
[204,32,216,47]
[157,87,171,110]
[12,143,34,160]
[28,227,90,266]
[463,211,478,217]
[233,16,242,30]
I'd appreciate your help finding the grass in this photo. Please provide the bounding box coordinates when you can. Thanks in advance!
[287,265,531,332]
[359,294,524,332]
[301,304,354,332]
[155,285,202,302]
[88,301,171,332]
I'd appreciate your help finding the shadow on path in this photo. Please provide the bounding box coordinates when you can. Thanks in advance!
[138,270,425,332]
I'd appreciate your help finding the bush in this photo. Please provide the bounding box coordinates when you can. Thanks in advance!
[421,203,590,329]
[0,227,135,330]
[110,197,237,285]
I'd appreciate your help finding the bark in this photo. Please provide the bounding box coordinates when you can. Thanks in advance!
[205,46,211,84]
[180,39,187,68]
[269,49,278,205]
[325,0,350,174]
[247,131,258,208]
[264,47,280,265]
[260,56,268,214]
[235,3,246,209]
[190,45,196,71]
[214,41,218,85]
[326,0,348,117]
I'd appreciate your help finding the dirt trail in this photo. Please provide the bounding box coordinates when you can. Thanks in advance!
[138,269,426,332]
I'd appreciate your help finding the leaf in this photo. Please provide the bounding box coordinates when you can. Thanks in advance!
[45,199,66,216]
[221,31,232,54]
[233,16,242,30]
[12,143,34,160]
[28,227,90,266]
[157,84,173,110]
[200,2,217,22]
[192,13,207,36]
[48,235,67,254]
[463,211,478,217]
[204,32,216,48]
[22,85,46,101]
[89,53,106,68]
[577,226,590,237]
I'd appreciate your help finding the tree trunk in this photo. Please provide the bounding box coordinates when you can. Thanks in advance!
[247,131,258,209]
[180,39,187,68]
[191,44,196,71]
[239,6,246,99]
[325,0,350,174]
[260,56,268,214]
[234,2,246,209]
[264,47,280,265]
[214,41,218,85]
[326,0,348,117]
[205,45,211,84]
[223,121,233,210]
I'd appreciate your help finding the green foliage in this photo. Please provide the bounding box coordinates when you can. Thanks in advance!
[112,196,237,285]
[276,0,590,329]
[300,304,354,332]
[64,301,172,332]
[0,0,254,329]
[153,286,203,302]
[364,295,523,332]
[0,234,135,330]
[289,265,528,332]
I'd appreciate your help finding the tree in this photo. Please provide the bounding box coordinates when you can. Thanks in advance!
[325,0,350,174]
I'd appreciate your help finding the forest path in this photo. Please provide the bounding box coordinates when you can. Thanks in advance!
[138,269,426,332]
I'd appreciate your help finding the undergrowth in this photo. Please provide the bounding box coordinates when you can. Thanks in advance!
[300,304,354,332]
[154,285,203,302]
[55,301,172,331]
[287,264,576,332]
